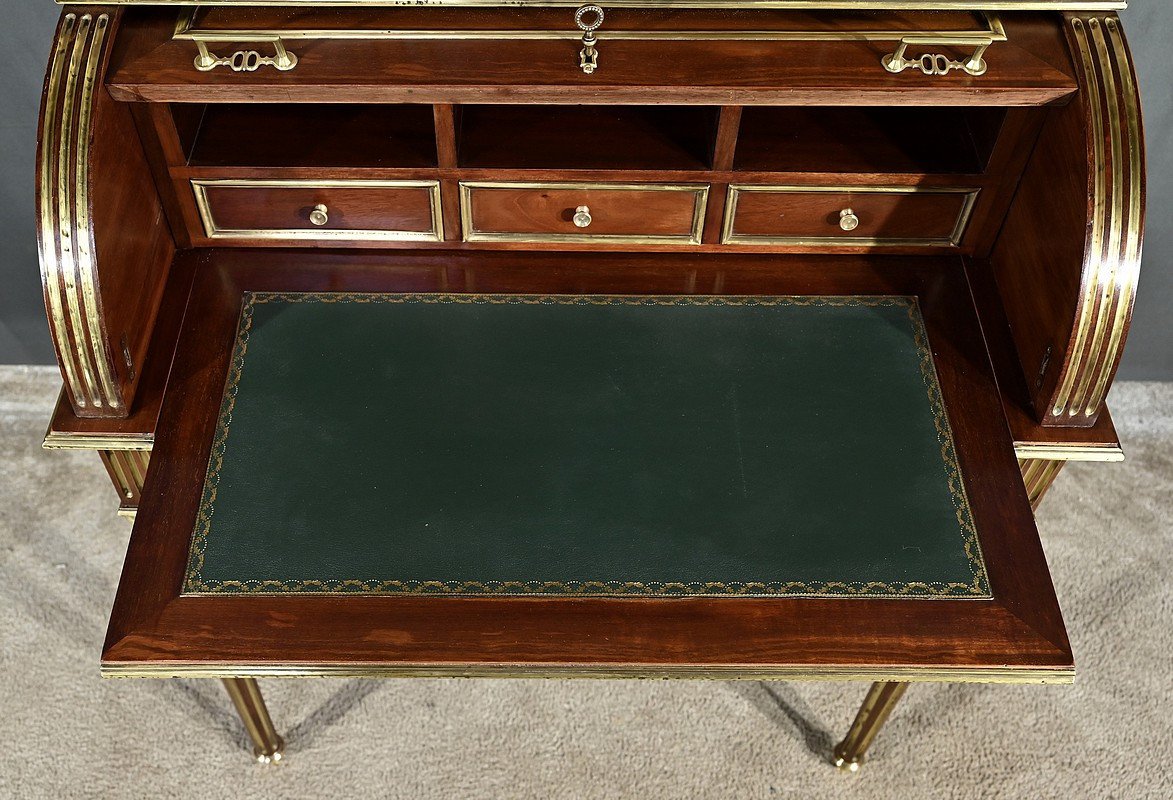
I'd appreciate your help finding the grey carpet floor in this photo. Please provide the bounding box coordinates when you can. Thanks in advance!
[1,365,1170,799]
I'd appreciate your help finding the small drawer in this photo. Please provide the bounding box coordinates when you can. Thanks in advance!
[722,186,979,247]
[460,182,709,245]
[191,179,443,242]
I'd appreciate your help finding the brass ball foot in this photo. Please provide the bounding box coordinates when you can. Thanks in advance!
[253,737,285,765]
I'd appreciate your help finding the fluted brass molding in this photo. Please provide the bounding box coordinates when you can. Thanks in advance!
[1019,458,1066,511]
[42,431,154,451]
[60,2,1129,12]
[1048,15,1143,423]
[101,449,151,503]
[1013,443,1122,462]
[38,13,124,415]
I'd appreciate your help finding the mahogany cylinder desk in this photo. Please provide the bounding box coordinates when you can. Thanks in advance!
[36,0,1145,769]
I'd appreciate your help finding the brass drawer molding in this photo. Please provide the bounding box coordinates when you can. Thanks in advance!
[721,185,979,248]
[173,6,1010,77]
[172,8,1007,45]
[459,181,710,245]
[191,179,444,242]
[191,33,298,73]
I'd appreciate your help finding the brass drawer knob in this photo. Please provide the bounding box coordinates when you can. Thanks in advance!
[309,204,329,226]
[573,205,593,228]
[839,208,860,232]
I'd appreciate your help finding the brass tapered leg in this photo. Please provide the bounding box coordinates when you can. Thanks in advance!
[222,678,285,764]
[832,681,909,771]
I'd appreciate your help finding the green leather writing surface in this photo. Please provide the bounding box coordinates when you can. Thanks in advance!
[184,293,989,598]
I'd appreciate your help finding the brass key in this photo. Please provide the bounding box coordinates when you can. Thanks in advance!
[576,5,604,75]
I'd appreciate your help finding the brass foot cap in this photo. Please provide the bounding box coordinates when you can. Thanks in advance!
[254,737,285,766]
[832,745,863,772]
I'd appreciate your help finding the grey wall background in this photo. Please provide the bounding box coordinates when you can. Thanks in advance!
[0,1,1169,376]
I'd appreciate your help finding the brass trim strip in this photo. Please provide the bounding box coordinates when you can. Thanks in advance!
[721,185,979,247]
[73,15,121,411]
[1050,16,1142,421]
[459,181,709,245]
[172,8,1007,44]
[102,451,138,501]
[43,431,154,451]
[190,179,444,242]
[126,450,149,488]
[39,14,87,409]
[1052,18,1105,418]
[1081,17,1142,417]
[38,14,122,413]
[51,436,1124,461]
[100,662,1075,685]
[57,16,104,408]
[1069,19,1123,414]
[1018,457,1065,510]
[62,1,1127,11]
[1013,443,1123,462]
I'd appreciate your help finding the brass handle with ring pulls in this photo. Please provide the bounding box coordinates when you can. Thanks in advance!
[192,32,298,73]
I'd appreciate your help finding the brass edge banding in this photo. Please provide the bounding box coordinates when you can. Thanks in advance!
[53,433,1127,461]
[73,15,121,411]
[42,431,154,451]
[172,8,1007,44]
[1051,18,1104,418]
[1013,444,1123,462]
[459,181,708,245]
[99,662,1076,685]
[721,185,979,247]
[1069,19,1123,414]
[38,13,122,413]
[191,179,444,242]
[1051,16,1141,421]
[1082,17,1142,416]
[63,1,1128,11]
[57,15,102,408]
[39,15,88,409]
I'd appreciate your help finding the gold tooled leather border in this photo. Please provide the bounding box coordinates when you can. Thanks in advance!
[183,293,991,599]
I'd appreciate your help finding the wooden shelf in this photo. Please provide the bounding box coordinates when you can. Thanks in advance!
[735,107,1005,175]
[186,104,438,169]
[457,105,717,172]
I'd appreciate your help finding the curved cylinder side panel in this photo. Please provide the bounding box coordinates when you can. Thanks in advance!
[36,8,174,419]
[990,12,1144,429]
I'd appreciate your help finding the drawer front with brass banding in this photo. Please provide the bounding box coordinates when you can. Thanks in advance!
[722,186,979,248]
[460,182,709,245]
[191,179,444,242]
